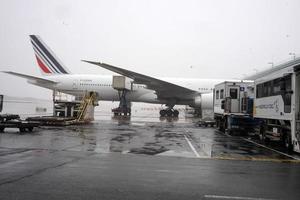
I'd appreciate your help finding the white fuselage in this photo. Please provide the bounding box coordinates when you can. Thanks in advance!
[28,74,223,107]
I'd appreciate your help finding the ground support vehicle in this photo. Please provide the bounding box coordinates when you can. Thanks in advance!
[112,76,132,116]
[112,106,131,116]
[0,114,39,133]
[198,119,215,127]
[253,61,300,152]
[213,81,260,135]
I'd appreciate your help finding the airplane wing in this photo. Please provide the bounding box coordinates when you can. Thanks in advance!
[82,60,199,100]
[2,71,57,85]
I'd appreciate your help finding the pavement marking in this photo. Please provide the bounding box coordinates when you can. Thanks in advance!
[183,128,212,157]
[219,130,300,162]
[213,156,300,163]
[243,138,300,161]
[204,194,276,200]
[183,134,200,158]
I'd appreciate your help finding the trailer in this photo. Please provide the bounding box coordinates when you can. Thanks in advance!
[213,81,260,135]
[198,119,215,127]
[253,63,300,153]
[0,114,39,133]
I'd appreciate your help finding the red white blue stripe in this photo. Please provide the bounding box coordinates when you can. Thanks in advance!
[30,35,70,75]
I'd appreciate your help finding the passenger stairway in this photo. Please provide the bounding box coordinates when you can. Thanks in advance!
[76,92,97,122]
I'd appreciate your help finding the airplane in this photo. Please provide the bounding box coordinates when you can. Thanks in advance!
[3,35,225,117]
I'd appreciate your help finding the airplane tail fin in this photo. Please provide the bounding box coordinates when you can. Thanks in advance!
[29,35,71,76]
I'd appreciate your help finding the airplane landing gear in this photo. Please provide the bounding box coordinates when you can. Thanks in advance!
[159,108,179,117]
[193,108,202,118]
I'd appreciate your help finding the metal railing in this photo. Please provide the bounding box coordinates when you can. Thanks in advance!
[76,92,96,121]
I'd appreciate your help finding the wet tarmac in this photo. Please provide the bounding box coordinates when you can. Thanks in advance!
[0,114,300,199]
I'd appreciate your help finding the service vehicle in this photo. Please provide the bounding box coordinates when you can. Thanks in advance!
[253,62,300,152]
[213,81,259,134]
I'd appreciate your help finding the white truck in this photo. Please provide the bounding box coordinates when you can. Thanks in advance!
[253,62,300,152]
[213,81,259,134]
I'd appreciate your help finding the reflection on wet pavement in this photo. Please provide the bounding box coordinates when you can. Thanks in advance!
[0,114,299,162]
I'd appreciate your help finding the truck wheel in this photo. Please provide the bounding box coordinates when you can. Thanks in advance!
[259,131,270,144]
[19,128,26,133]
[259,131,264,141]
[284,134,293,152]
[28,127,34,132]
[259,127,265,141]
[216,119,223,131]
[226,129,232,135]
[219,118,226,133]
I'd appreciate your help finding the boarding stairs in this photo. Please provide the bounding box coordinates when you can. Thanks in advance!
[76,92,96,122]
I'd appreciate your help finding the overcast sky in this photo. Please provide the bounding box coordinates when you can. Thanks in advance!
[1,0,300,98]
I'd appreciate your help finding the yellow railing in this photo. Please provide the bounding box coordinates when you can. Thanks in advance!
[76,92,96,121]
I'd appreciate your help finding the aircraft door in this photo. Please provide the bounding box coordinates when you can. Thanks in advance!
[229,86,239,113]
[72,79,79,90]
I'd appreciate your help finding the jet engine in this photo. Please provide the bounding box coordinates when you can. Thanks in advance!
[193,95,202,108]
[191,93,213,110]
[186,92,214,117]
[200,92,214,110]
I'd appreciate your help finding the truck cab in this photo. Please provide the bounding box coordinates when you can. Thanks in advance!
[214,81,257,134]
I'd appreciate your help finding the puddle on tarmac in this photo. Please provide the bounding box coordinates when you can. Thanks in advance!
[129,146,169,155]
[155,130,183,138]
